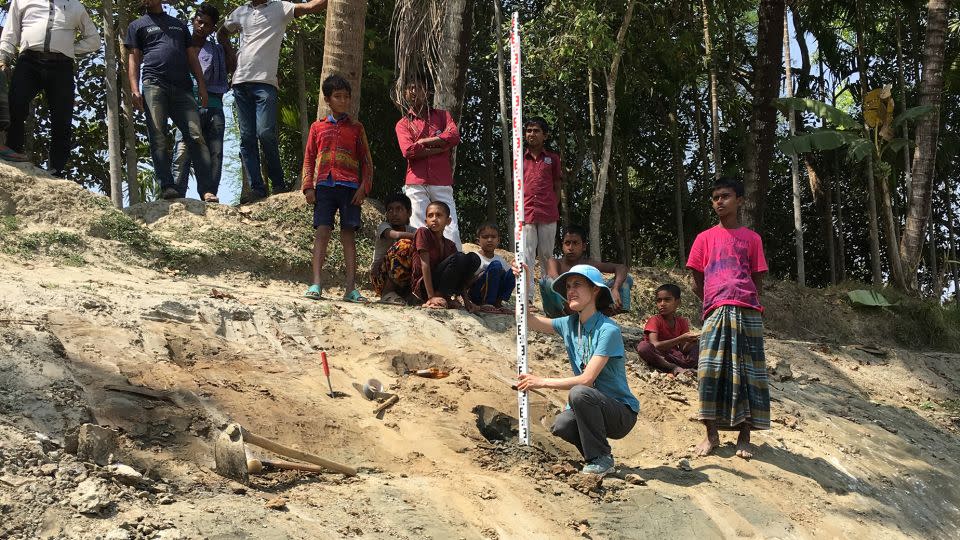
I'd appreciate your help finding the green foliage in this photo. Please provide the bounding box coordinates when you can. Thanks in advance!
[0,223,87,266]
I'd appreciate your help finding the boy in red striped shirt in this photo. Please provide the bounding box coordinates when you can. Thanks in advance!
[301,74,373,302]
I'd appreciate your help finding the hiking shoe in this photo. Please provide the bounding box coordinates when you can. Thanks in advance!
[581,454,615,475]
[161,187,181,200]
[239,190,267,205]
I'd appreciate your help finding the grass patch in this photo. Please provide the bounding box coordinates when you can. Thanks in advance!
[0,223,87,265]
[889,296,960,352]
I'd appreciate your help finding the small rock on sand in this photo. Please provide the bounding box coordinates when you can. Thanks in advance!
[69,478,111,514]
[264,496,288,510]
[624,474,646,486]
[568,474,603,494]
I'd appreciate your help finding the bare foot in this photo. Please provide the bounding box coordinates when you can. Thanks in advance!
[735,427,754,459]
[694,435,719,456]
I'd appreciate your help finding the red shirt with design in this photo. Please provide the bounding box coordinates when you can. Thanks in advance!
[523,149,562,223]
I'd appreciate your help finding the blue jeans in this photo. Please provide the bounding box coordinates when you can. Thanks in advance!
[173,106,225,197]
[141,79,212,191]
[469,260,516,305]
[233,82,284,195]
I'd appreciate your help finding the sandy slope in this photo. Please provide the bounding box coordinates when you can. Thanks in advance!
[1,167,959,539]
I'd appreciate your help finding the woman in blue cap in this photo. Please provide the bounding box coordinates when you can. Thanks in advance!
[517,264,639,475]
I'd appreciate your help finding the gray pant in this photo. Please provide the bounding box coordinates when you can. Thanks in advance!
[551,385,637,461]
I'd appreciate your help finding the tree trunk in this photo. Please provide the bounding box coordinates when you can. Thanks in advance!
[833,152,847,281]
[896,14,912,216]
[587,69,598,183]
[854,2,883,285]
[295,32,310,151]
[483,116,497,223]
[607,147,625,263]
[588,0,636,259]
[693,91,710,193]
[700,0,720,179]
[741,0,784,230]
[947,174,959,306]
[784,11,804,286]
[806,156,836,284]
[900,0,948,288]
[433,0,473,174]
[669,108,686,266]
[556,112,571,228]
[493,1,513,236]
[119,8,140,204]
[102,0,123,208]
[317,0,368,120]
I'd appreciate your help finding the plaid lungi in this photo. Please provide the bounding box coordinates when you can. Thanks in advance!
[697,305,770,430]
[372,238,414,296]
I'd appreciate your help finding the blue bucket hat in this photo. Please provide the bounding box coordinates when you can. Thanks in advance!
[553,264,613,310]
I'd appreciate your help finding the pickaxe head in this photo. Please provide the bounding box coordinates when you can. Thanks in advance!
[213,423,249,484]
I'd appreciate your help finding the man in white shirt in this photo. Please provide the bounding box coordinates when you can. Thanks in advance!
[0,0,99,177]
[217,0,326,204]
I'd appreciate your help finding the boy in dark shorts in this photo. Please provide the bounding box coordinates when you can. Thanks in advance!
[302,74,373,302]
[636,284,700,376]
[371,193,417,304]
[411,201,480,310]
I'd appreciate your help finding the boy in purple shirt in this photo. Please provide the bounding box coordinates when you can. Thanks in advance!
[687,177,770,460]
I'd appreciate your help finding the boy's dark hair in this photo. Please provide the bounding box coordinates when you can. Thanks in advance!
[712,177,745,198]
[563,224,588,243]
[477,222,499,235]
[426,200,450,217]
[322,74,352,98]
[384,193,412,213]
[656,283,682,300]
[404,72,435,94]
[196,2,220,23]
[524,117,550,135]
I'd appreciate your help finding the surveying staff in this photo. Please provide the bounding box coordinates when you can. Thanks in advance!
[516,264,639,475]
[0,0,100,176]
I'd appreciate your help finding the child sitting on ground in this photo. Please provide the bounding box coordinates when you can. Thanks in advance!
[468,223,515,313]
[540,225,633,317]
[688,177,770,460]
[302,74,372,302]
[636,284,699,376]
[371,193,417,304]
[411,201,481,310]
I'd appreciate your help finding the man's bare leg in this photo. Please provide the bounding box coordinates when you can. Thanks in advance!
[694,420,720,456]
[735,425,753,459]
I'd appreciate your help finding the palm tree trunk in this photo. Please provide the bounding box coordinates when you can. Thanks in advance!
[700,0,720,179]
[784,11,804,286]
[295,32,310,151]
[102,0,123,207]
[741,0,784,230]
[493,1,513,237]
[119,8,140,204]
[318,0,368,119]
[899,0,948,290]
[854,2,883,285]
[669,108,686,266]
[588,0,636,259]
[434,0,473,174]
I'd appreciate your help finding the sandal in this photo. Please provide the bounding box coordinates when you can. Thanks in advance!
[0,146,29,162]
[343,289,368,303]
[304,284,322,300]
[379,291,406,305]
[203,192,220,203]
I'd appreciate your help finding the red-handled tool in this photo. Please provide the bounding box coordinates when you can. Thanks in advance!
[321,351,334,397]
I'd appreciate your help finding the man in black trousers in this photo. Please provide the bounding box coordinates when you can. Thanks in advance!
[0,0,100,177]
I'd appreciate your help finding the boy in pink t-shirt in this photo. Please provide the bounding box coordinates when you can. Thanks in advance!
[686,177,770,461]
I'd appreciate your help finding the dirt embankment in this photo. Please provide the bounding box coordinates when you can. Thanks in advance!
[2,165,959,539]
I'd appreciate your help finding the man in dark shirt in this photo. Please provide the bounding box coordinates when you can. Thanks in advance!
[125,0,213,201]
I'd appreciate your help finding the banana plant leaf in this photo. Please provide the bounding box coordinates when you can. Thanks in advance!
[847,289,893,307]
[774,97,859,130]
[777,129,857,155]
[892,105,935,128]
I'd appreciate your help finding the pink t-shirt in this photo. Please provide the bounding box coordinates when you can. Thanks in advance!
[686,225,768,318]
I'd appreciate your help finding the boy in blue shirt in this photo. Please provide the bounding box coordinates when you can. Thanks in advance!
[518,264,639,475]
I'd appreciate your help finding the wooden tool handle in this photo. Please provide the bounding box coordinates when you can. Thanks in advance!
[239,428,357,476]
[250,458,330,475]
[373,394,400,415]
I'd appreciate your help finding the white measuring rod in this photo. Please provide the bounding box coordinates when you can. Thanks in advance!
[510,11,530,446]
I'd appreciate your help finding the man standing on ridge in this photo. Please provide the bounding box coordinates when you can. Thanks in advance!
[0,0,100,176]
[126,0,214,201]
[218,0,327,204]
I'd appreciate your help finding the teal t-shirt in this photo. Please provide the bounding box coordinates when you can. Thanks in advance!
[551,312,640,413]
